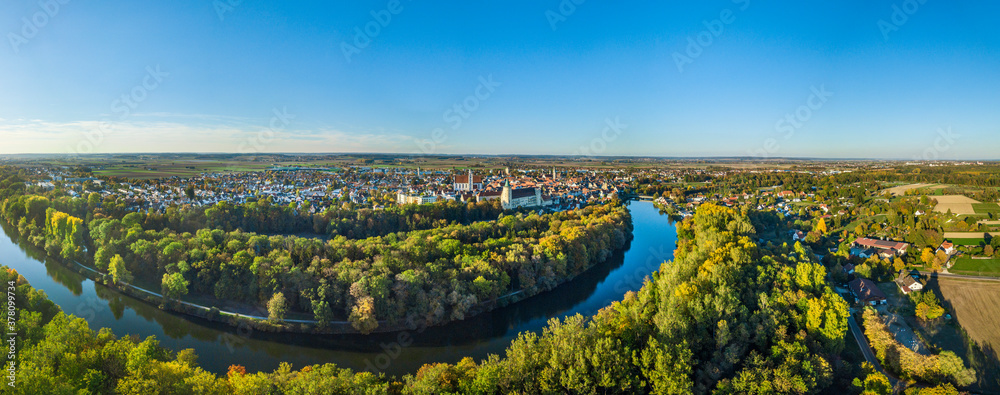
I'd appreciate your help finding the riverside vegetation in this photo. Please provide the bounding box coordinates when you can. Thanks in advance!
[0,168,632,333]
[2,201,903,394]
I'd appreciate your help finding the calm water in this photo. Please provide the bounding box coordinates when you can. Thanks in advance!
[0,201,676,377]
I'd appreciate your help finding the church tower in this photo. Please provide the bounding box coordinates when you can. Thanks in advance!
[501,179,512,209]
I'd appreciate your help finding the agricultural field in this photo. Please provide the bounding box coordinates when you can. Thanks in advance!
[950,258,1000,277]
[884,183,939,196]
[973,203,1000,215]
[926,277,1000,390]
[933,195,982,215]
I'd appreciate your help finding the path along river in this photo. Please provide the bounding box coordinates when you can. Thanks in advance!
[0,200,677,377]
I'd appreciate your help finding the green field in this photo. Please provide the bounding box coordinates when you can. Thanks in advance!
[973,203,1000,215]
[951,258,1000,277]
[949,238,987,246]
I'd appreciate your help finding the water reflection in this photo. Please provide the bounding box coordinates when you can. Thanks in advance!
[0,201,676,376]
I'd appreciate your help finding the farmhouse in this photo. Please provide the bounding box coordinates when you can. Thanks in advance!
[939,242,956,255]
[894,270,923,294]
[848,278,888,305]
[854,237,910,257]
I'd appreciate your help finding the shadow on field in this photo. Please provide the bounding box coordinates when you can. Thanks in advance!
[924,273,1000,393]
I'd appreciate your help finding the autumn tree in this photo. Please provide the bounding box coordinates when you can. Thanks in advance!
[268,292,287,323]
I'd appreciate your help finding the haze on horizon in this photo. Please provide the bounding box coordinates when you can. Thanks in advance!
[1,1,998,159]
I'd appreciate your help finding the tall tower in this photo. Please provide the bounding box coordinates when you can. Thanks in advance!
[552,168,556,180]
[501,179,512,209]
[468,169,474,190]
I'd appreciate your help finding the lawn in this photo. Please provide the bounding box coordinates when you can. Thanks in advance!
[950,258,1000,277]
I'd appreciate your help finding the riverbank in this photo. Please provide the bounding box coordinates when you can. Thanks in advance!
[0,200,674,376]
[2,213,635,335]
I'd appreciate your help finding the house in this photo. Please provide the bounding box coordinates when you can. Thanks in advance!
[939,242,956,255]
[894,270,923,294]
[848,278,888,305]
[843,263,856,274]
[849,247,875,259]
[791,230,807,242]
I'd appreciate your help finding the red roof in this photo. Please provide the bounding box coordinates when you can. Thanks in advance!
[455,175,483,184]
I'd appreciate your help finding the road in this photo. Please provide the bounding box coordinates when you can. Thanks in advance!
[845,310,899,387]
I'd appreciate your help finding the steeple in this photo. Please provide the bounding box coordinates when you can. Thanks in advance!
[468,168,474,190]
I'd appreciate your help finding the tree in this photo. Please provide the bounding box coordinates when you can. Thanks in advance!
[985,245,995,257]
[109,254,133,285]
[815,217,828,235]
[161,272,189,299]
[267,292,287,323]
[921,248,936,267]
[185,185,196,200]
[349,296,378,334]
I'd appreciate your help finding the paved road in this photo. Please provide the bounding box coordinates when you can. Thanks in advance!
[846,311,899,387]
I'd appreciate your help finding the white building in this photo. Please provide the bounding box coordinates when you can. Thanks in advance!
[501,180,542,209]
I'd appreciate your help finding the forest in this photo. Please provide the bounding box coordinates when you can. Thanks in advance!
[0,169,632,332]
[4,202,878,394]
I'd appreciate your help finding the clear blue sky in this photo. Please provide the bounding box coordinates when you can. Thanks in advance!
[1,0,998,159]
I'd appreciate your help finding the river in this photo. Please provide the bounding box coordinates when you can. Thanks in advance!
[0,200,677,377]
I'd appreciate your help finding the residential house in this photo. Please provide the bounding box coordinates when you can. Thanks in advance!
[894,270,923,294]
[848,278,888,305]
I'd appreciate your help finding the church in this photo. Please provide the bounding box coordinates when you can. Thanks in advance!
[453,169,483,191]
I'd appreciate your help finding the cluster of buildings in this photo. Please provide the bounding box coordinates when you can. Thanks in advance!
[397,168,625,212]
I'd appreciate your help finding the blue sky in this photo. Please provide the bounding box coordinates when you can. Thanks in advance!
[1,0,998,159]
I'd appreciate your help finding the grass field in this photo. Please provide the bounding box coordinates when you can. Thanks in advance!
[949,238,988,246]
[951,258,1000,277]
[974,203,1000,215]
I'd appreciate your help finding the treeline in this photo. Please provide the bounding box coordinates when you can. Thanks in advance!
[131,198,506,240]
[2,266,389,394]
[0,184,632,332]
[5,203,866,393]
[862,308,975,387]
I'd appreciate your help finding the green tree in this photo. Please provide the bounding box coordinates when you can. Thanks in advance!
[109,254,133,285]
[267,292,287,323]
[161,272,189,299]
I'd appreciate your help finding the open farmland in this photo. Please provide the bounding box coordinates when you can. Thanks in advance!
[933,195,982,215]
[934,278,1000,356]
[928,277,1000,390]
[884,183,938,196]
[974,203,1000,215]
[951,258,1000,277]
